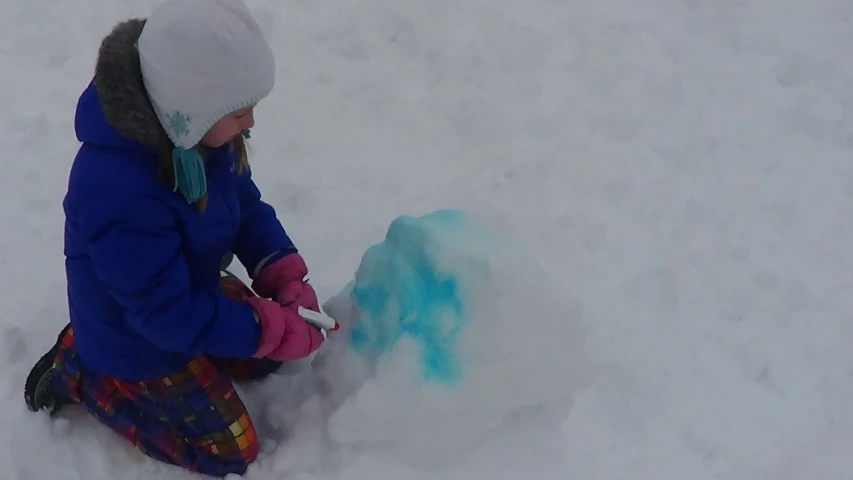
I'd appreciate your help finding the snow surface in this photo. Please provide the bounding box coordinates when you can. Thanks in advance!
[3,0,853,479]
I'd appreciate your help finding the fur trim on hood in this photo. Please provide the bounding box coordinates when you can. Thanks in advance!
[92,18,162,146]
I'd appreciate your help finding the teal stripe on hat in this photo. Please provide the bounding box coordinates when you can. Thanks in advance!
[172,147,207,203]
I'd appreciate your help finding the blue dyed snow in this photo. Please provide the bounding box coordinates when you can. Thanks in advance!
[349,209,476,385]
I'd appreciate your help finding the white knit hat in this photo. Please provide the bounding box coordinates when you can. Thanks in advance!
[137,0,275,150]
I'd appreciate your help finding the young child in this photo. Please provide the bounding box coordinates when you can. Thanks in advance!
[22,0,325,476]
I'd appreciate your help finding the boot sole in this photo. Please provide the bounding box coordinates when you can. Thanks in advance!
[24,324,71,414]
[24,343,60,412]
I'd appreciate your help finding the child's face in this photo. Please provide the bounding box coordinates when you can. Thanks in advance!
[201,106,255,147]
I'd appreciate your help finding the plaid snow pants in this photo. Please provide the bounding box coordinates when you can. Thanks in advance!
[48,273,281,477]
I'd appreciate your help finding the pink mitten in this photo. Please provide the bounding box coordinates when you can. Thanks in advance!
[246,297,325,361]
[252,253,320,312]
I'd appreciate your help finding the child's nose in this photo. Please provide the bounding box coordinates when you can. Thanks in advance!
[241,114,255,130]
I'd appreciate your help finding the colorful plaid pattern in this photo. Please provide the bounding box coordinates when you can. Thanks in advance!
[46,273,282,477]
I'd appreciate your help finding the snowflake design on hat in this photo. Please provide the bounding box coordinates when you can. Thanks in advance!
[165,111,191,139]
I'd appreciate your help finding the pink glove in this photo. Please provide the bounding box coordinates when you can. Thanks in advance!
[252,253,320,312]
[246,296,325,361]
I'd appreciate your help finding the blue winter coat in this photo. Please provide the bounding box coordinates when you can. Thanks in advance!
[63,76,296,381]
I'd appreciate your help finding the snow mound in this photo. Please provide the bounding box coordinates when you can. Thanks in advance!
[318,209,593,467]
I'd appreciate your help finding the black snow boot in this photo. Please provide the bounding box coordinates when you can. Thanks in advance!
[24,325,71,416]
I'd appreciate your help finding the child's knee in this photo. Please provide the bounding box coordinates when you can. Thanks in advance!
[219,448,258,477]
[239,429,261,466]
[205,416,260,476]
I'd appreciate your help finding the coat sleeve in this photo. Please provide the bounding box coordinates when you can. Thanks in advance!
[232,167,298,277]
[85,191,262,359]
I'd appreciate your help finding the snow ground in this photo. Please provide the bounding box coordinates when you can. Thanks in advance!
[3,0,853,478]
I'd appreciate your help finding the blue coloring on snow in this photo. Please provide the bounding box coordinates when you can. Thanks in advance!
[349,209,473,384]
